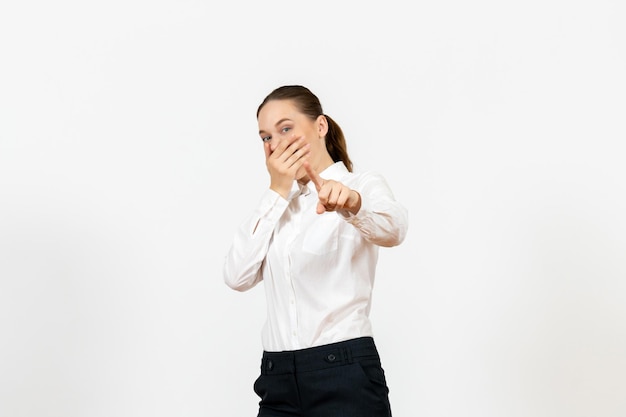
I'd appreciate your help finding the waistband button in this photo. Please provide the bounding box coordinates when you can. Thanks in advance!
[326,353,336,362]
[267,360,274,371]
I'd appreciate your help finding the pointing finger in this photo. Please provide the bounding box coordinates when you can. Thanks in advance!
[304,161,324,190]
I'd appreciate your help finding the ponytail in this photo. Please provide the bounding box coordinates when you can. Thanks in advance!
[324,114,353,172]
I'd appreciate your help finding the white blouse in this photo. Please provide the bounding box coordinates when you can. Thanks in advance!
[223,162,408,352]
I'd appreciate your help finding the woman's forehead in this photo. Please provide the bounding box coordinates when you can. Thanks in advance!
[258,100,302,125]
[260,99,298,115]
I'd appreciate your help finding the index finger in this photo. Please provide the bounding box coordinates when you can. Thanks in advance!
[304,161,324,190]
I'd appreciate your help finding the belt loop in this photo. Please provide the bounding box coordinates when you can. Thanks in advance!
[343,347,353,364]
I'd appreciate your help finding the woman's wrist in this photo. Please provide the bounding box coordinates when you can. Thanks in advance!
[347,190,361,215]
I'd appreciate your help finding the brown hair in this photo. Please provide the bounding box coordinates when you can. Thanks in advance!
[257,85,353,172]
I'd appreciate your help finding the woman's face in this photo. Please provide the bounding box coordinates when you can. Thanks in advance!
[257,99,329,180]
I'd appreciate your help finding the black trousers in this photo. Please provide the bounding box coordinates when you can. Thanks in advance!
[253,337,392,417]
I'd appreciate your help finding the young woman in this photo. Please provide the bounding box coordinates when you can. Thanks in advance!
[223,85,408,417]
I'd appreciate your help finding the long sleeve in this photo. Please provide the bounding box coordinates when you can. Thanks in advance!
[339,172,408,247]
[223,189,289,292]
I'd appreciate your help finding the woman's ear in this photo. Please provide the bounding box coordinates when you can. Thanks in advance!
[316,115,329,138]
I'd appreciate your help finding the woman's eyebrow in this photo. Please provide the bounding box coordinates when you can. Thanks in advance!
[274,118,292,126]
[259,118,292,135]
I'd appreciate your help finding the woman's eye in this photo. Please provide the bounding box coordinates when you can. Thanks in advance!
[261,136,271,142]
[281,127,291,134]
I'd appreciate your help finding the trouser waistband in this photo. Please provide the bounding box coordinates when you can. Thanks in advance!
[260,337,380,375]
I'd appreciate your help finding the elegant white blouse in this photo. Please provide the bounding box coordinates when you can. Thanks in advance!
[223,162,408,352]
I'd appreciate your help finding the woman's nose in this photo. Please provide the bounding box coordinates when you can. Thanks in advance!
[269,137,282,152]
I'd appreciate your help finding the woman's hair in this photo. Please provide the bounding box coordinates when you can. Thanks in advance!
[257,85,353,172]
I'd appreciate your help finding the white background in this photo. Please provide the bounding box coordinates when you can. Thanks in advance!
[1,1,625,416]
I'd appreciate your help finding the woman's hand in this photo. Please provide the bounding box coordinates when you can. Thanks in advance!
[264,135,310,199]
[304,162,361,215]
